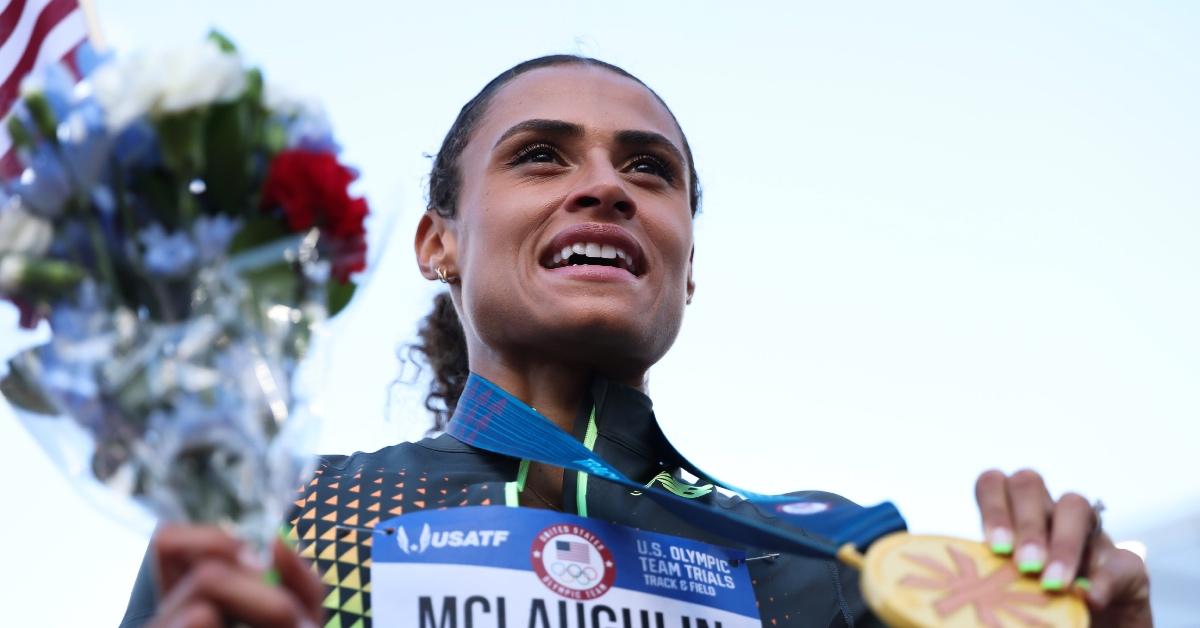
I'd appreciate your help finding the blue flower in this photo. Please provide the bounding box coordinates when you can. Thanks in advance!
[57,100,112,191]
[191,215,241,265]
[12,143,72,217]
[138,224,197,278]
[111,120,160,169]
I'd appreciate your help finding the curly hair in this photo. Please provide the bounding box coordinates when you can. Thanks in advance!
[410,54,702,429]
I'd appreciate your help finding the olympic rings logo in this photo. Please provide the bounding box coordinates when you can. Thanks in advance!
[551,561,599,585]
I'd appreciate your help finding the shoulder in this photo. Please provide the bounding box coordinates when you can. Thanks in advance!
[315,433,502,474]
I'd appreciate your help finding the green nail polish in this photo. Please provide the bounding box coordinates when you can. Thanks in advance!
[1073,577,1091,591]
[262,568,281,586]
[1018,560,1044,574]
[990,541,1014,555]
[1041,578,1065,591]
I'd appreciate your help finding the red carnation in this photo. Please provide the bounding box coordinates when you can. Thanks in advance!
[260,149,369,282]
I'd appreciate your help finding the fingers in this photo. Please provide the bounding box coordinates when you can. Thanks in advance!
[153,524,243,595]
[155,559,318,628]
[1007,469,1052,574]
[1041,492,1092,591]
[151,526,324,627]
[1085,545,1151,609]
[974,469,1015,554]
[273,539,324,620]
[148,602,221,628]
[973,469,1154,623]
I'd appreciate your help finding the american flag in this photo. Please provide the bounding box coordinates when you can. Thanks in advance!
[0,0,92,176]
[556,540,590,564]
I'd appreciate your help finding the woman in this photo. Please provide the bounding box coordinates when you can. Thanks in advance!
[121,56,1152,627]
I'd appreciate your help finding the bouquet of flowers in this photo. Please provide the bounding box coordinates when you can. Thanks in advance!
[0,33,368,550]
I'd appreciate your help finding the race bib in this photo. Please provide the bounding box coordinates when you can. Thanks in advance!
[371,506,761,627]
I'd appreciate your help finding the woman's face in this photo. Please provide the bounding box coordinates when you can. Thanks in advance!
[421,64,696,378]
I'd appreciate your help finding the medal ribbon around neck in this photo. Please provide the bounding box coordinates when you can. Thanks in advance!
[446,373,907,559]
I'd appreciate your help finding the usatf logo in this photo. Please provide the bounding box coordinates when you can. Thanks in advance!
[395,523,510,554]
[530,524,616,600]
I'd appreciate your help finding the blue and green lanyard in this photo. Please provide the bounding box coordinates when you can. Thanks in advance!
[446,373,907,560]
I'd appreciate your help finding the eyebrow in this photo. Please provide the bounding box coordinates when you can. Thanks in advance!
[614,129,685,166]
[493,119,583,148]
[493,119,686,166]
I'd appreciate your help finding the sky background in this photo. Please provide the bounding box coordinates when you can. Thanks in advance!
[1,1,1197,625]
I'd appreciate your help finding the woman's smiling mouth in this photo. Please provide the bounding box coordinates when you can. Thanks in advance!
[540,223,645,279]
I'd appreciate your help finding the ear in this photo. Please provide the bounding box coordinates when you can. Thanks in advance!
[414,211,457,281]
[685,246,696,305]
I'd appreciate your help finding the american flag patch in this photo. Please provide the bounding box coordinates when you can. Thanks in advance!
[556,540,590,564]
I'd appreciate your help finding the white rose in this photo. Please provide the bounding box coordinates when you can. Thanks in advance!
[156,40,247,113]
[91,39,247,131]
[0,199,54,257]
[0,255,27,292]
[264,81,334,146]
[263,81,321,117]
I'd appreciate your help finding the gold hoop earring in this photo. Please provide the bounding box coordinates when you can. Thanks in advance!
[436,266,456,284]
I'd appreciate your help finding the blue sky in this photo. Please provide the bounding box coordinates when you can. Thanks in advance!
[1,2,1198,624]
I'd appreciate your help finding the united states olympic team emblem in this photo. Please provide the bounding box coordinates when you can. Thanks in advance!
[530,524,616,600]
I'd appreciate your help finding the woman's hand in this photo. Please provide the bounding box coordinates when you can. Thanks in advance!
[147,524,324,628]
[975,469,1152,627]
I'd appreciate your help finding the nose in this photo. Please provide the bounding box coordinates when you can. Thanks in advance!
[565,161,636,218]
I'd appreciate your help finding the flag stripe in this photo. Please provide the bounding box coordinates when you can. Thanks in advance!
[31,8,84,73]
[0,145,19,176]
[556,541,590,563]
[0,0,79,113]
[0,0,84,176]
[0,0,52,81]
[0,0,30,47]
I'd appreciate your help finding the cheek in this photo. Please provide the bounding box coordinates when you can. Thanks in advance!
[656,217,695,285]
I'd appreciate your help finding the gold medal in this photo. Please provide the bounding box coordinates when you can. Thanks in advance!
[838,534,1089,628]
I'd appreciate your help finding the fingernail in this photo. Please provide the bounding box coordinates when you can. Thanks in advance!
[1040,561,1067,591]
[1073,577,1091,592]
[1016,543,1044,573]
[988,528,1014,555]
[261,568,281,586]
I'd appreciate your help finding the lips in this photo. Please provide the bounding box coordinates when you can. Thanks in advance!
[540,223,645,278]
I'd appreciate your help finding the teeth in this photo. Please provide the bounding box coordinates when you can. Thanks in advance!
[549,241,637,273]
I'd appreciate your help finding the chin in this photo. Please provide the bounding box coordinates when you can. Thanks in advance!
[538,307,679,370]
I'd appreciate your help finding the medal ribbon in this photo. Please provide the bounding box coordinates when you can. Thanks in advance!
[446,373,906,559]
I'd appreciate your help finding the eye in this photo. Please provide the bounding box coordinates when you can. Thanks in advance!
[625,154,674,183]
[510,143,563,165]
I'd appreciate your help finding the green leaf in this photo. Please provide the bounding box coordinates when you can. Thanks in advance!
[24,93,58,142]
[0,368,59,416]
[6,116,33,150]
[241,260,299,322]
[129,168,184,229]
[17,257,86,294]
[243,68,264,105]
[327,280,356,317]
[228,217,289,255]
[207,30,238,53]
[202,101,251,213]
[157,110,208,176]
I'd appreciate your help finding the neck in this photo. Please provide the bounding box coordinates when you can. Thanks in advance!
[466,347,648,512]
[468,350,647,433]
